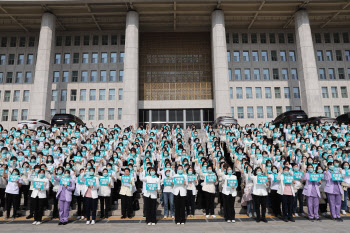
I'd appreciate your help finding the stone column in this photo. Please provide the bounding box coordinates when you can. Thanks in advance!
[122,10,139,127]
[295,9,323,116]
[211,9,231,119]
[29,12,56,121]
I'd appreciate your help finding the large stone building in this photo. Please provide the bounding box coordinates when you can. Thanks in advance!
[0,0,350,128]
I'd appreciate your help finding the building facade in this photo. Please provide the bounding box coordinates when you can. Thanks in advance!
[0,0,350,128]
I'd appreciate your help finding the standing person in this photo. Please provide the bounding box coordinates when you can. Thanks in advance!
[200,165,217,218]
[82,168,100,225]
[173,165,187,225]
[277,166,295,222]
[341,162,350,215]
[221,166,237,223]
[248,167,269,223]
[268,165,281,217]
[3,168,22,220]
[53,168,76,225]
[324,162,344,222]
[117,168,135,219]
[140,167,160,226]
[161,168,174,219]
[98,168,113,219]
[186,167,197,217]
[292,164,304,217]
[302,164,321,221]
[74,168,85,220]
[29,169,49,225]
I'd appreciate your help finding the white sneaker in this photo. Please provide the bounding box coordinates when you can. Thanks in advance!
[171,216,175,219]
[91,220,95,225]
[248,213,252,218]
[32,221,37,225]
[294,213,298,217]
[232,220,236,223]
[227,220,231,223]
[163,216,167,219]
[206,215,209,218]
[211,215,216,218]
[36,222,42,225]
[151,223,155,225]
[177,223,180,225]
[341,210,346,215]
[86,221,90,225]
[147,223,151,226]
[301,213,306,217]
[114,201,117,205]
[254,212,257,217]
[181,223,184,225]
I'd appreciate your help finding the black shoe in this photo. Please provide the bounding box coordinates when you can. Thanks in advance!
[262,218,268,223]
[128,216,132,219]
[289,218,295,222]
[121,216,126,219]
[308,218,314,222]
[26,214,33,219]
[337,218,343,222]
[283,219,288,222]
[256,219,260,223]
[316,218,322,222]
[63,222,67,225]
[58,222,63,225]
[100,215,104,219]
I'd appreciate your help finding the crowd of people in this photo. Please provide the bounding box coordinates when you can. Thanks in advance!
[0,120,349,226]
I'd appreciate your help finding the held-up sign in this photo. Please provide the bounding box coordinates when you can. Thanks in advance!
[226,179,237,187]
[257,175,268,184]
[146,183,157,191]
[174,176,184,185]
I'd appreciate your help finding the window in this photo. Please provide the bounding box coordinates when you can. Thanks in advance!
[324,106,331,117]
[253,69,260,80]
[260,33,266,43]
[251,33,257,43]
[118,88,123,100]
[315,33,322,43]
[27,54,33,65]
[265,87,271,99]
[74,36,80,46]
[83,35,90,45]
[108,108,115,120]
[278,33,285,43]
[8,54,15,65]
[271,50,277,61]
[62,71,69,82]
[345,50,350,61]
[228,69,232,81]
[1,37,7,47]
[10,37,16,47]
[25,72,31,83]
[274,87,281,98]
[13,90,20,102]
[0,73,2,83]
[118,108,122,120]
[6,72,13,83]
[70,71,77,82]
[269,33,275,43]
[243,51,249,61]
[344,105,349,113]
[101,52,108,63]
[329,68,335,79]
[338,68,345,79]
[79,109,85,120]
[65,36,71,46]
[120,35,125,45]
[242,33,248,43]
[326,50,333,61]
[334,106,340,117]
[280,51,286,61]
[285,106,292,111]
[99,89,106,100]
[291,69,298,80]
[52,90,58,101]
[336,50,342,61]
[232,33,239,43]
[89,108,95,120]
[341,86,348,98]
[230,87,233,99]
[319,68,326,79]
[52,71,59,83]
[91,71,97,82]
[276,106,282,117]
[233,51,240,62]
[255,87,262,99]
[247,107,254,119]
[61,89,67,101]
[234,69,241,80]
[92,53,98,63]
[120,52,124,63]
[81,71,88,82]
[284,87,290,98]
[244,69,250,80]
[98,108,105,120]
[111,35,118,45]
[4,91,10,102]
[348,68,350,79]
[64,53,70,64]
[257,106,263,118]
[19,37,25,47]
[266,106,273,118]
[236,87,243,99]
[289,51,296,61]
[273,69,279,80]
[17,54,24,64]
[317,50,323,61]
[246,87,252,99]
[21,109,28,120]
[73,53,79,63]
[102,35,108,45]
[281,69,288,80]
[252,51,259,61]
[100,70,107,82]
[322,87,329,98]
[119,70,124,82]
[293,87,300,98]
[80,89,86,101]
[227,51,231,62]
[2,110,9,121]
[261,51,268,61]
[331,87,338,98]
[69,109,76,115]
[231,107,234,117]
[109,89,115,100]
[51,109,56,118]
[0,54,5,65]
[110,52,117,63]
[237,107,244,119]
[263,69,270,80]
[287,33,294,43]
[56,36,62,46]
[15,72,22,83]
[90,89,96,101]
[55,54,61,64]
[324,33,331,43]
[333,33,340,43]
[82,53,89,63]
[27,37,34,47]
[70,89,77,101]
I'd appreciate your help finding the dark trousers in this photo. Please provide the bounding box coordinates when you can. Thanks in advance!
[120,195,133,217]
[320,193,328,213]
[144,196,157,224]
[253,195,267,220]
[186,190,195,215]
[174,194,186,223]
[223,194,236,221]
[28,190,34,216]
[19,185,29,208]
[76,194,85,216]
[269,190,281,216]
[99,196,111,218]
[84,197,98,221]
[6,193,19,218]
[293,189,304,214]
[203,191,215,215]
[33,197,45,222]
[281,195,294,220]
[0,188,6,209]
[52,191,58,217]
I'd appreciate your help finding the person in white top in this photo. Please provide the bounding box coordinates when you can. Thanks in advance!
[268,165,281,217]
[185,167,198,217]
[341,161,350,215]
[73,168,86,220]
[220,165,237,223]
[3,168,22,220]
[117,167,135,219]
[161,168,175,219]
[173,165,187,225]
[81,167,100,225]
[247,166,269,223]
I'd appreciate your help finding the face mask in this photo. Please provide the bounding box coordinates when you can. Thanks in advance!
[39,174,45,178]
[317,169,323,174]
[150,171,155,176]
[107,167,111,171]
[329,166,334,171]
[334,163,339,167]
[89,171,94,176]
[87,166,91,170]
[178,170,183,175]
[165,172,170,177]
[64,173,70,178]
[207,169,212,174]
[65,167,70,170]
[283,171,289,175]
[293,167,299,172]
[57,170,63,175]
[103,173,108,177]
[227,170,233,175]
[308,168,314,173]
[344,166,349,170]
[188,171,193,175]
[35,169,40,173]
[272,169,277,174]
[267,164,271,167]
[12,172,18,175]
[257,171,262,176]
